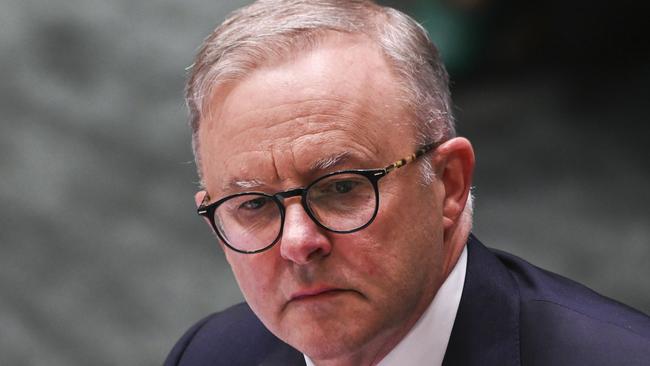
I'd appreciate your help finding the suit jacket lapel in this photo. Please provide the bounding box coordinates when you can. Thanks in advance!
[442,234,521,366]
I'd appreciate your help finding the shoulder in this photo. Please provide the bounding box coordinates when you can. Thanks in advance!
[492,246,650,365]
[163,303,303,366]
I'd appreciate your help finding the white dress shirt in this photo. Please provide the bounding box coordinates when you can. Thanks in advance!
[304,245,467,366]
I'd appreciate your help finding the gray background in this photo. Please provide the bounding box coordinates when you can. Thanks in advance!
[1,0,648,365]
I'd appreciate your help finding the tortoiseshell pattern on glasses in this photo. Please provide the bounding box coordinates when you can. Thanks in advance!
[384,142,437,173]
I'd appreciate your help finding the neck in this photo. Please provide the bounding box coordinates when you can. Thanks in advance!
[442,220,471,279]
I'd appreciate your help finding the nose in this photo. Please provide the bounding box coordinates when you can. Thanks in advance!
[280,200,332,265]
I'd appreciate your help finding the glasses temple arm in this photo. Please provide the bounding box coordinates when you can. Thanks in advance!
[383,142,438,173]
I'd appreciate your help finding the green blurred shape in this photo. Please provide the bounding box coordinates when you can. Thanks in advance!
[407,1,482,75]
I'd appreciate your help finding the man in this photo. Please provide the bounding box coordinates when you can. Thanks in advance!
[165,1,650,365]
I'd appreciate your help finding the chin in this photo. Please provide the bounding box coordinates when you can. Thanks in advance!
[277,312,380,361]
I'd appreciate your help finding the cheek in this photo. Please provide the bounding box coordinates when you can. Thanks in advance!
[226,252,280,307]
[348,189,444,281]
[334,230,414,289]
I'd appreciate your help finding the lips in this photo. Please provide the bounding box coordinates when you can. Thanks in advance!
[289,287,347,302]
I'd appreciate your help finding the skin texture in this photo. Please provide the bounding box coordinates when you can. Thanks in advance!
[195,33,475,366]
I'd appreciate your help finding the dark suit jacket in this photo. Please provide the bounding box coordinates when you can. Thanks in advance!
[164,234,650,365]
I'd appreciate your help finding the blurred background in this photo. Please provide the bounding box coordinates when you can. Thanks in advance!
[1,0,648,364]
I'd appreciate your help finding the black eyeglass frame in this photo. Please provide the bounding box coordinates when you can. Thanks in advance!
[197,142,440,254]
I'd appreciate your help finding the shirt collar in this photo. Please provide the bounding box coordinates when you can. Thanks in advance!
[304,244,467,366]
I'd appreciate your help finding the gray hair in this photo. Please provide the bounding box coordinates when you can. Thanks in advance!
[187,0,474,227]
[186,0,456,180]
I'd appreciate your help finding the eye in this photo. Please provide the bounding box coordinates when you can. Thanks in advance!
[333,180,358,194]
[316,179,363,196]
[239,197,269,210]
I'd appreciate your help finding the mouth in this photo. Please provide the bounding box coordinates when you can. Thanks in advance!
[289,287,349,302]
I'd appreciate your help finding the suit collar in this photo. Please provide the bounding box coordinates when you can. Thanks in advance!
[442,234,521,366]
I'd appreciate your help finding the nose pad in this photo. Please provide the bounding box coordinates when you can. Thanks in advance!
[279,200,332,264]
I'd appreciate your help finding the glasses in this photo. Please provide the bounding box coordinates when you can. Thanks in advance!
[197,142,440,254]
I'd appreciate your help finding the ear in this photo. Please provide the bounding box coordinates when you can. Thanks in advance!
[433,137,475,232]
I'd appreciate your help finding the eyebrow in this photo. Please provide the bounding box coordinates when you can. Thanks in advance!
[226,178,267,191]
[309,151,351,171]
[221,151,353,193]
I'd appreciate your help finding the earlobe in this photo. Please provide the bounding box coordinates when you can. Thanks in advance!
[435,138,475,230]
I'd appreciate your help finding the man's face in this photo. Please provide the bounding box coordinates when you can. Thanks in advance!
[197,34,450,361]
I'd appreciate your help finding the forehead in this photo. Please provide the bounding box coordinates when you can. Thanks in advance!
[198,33,415,192]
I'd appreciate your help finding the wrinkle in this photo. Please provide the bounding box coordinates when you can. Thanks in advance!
[270,147,282,184]
[222,97,362,130]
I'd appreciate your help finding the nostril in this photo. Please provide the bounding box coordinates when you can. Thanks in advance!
[307,247,331,261]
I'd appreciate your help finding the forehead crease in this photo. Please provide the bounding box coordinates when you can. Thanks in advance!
[215,150,278,189]
[211,110,366,158]
[292,129,381,159]
[215,74,362,120]
[239,101,365,138]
